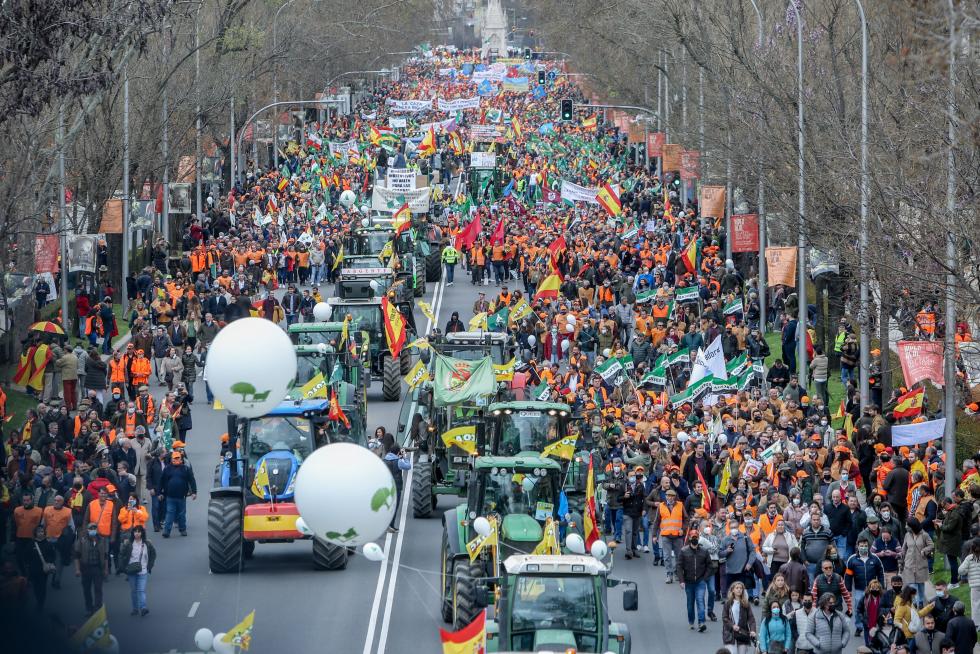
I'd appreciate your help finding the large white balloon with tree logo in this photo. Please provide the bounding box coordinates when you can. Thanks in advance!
[293,443,397,546]
[204,317,297,418]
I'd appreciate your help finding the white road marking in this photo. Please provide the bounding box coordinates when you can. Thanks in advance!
[366,276,446,654]
[187,601,200,618]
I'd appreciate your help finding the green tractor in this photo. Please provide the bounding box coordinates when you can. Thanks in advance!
[207,400,356,573]
[288,322,369,417]
[440,455,562,629]
[481,554,637,653]
[346,222,426,297]
[287,344,368,434]
[415,219,445,282]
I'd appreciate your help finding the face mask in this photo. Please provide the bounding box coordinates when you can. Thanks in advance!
[703,526,712,535]
[886,617,894,625]
[73,483,82,490]
[128,408,135,414]
[803,600,813,609]
[128,499,136,507]
[858,546,869,556]
[840,473,848,481]
[881,512,891,521]
[820,419,828,426]
[771,607,781,616]
[793,497,801,506]
[613,466,621,473]
[689,538,699,547]
[627,476,636,484]
[88,529,98,537]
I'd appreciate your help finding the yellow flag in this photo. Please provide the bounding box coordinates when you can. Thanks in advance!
[70,605,112,651]
[407,337,431,350]
[466,516,498,562]
[378,240,393,263]
[510,298,532,322]
[493,357,516,382]
[469,312,487,330]
[542,435,578,461]
[299,372,329,399]
[250,460,270,497]
[332,244,344,271]
[843,413,854,440]
[441,425,478,455]
[340,316,349,347]
[223,610,255,651]
[418,301,435,322]
[532,517,561,555]
[404,360,430,390]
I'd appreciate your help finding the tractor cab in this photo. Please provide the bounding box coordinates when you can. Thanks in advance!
[436,331,514,366]
[486,401,572,456]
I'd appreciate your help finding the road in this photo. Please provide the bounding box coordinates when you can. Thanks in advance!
[44,272,719,654]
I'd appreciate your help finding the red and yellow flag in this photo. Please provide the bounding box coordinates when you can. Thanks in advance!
[393,203,412,237]
[584,453,600,550]
[328,388,351,428]
[532,273,562,302]
[581,115,597,130]
[511,117,522,139]
[834,398,847,420]
[681,238,698,274]
[596,182,621,216]
[894,386,925,419]
[419,126,436,157]
[381,296,407,358]
[439,609,486,654]
[13,343,52,392]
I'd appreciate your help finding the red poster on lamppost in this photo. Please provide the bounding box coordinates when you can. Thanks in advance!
[680,150,700,181]
[646,132,664,157]
[34,235,60,273]
[731,214,760,253]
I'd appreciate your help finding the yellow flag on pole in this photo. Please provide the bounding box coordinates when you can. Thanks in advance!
[222,610,255,651]
[469,312,487,330]
[418,300,436,323]
[532,517,561,555]
[542,434,578,461]
[493,357,516,382]
[299,372,329,399]
[404,360,430,390]
[466,517,497,562]
[441,425,478,454]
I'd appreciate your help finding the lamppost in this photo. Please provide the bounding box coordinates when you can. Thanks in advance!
[851,0,871,411]
[746,0,767,333]
[785,0,807,386]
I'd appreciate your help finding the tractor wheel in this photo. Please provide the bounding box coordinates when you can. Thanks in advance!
[426,250,442,282]
[382,354,401,401]
[452,558,483,630]
[399,347,412,375]
[207,496,244,574]
[440,529,454,623]
[312,537,349,570]
[413,264,426,297]
[242,540,256,560]
[412,461,435,518]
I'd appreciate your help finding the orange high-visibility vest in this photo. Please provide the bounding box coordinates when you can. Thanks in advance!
[117,506,148,531]
[88,500,114,538]
[758,513,783,538]
[658,502,684,537]
[130,356,151,385]
[109,359,127,383]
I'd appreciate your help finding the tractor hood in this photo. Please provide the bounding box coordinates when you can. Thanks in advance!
[533,630,578,651]
[500,514,542,543]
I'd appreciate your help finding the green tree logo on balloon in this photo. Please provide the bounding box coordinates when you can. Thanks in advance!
[229,381,271,406]
[371,484,397,512]
[325,527,359,543]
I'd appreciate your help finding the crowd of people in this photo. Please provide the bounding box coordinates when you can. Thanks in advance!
[2,43,980,654]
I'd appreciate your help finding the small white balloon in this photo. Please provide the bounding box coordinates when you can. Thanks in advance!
[361,217,370,227]
[294,443,397,546]
[566,533,586,554]
[362,542,386,562]
[473,517,492,538]
[205,317,297,418]
[369,280,381,294]
[360,205,370,215]
[564,323,574,333]
[602,348,611,357]
[590,540,609,560]
[340,189,357,208]
[521,476,537,492]
[295,516,313,536]
[527,335,536,347]
[312,302,332,322]
[566,314,576,324]
[561,340,570,351]
[194,628,215,651]
[212,633,235,654]
[104,635,120,654]
[316,343,328,354]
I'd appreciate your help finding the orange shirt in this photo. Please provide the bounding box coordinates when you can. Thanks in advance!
[14,506,43,538]
[42,506,73,538]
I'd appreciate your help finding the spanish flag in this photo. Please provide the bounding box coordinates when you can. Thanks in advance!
[542,434,578,460]
[448,131,464,155]
[894,386,925,419]
[596,182,622,216]
[381,295,407,358]
[581,115,597,130]
[584,453,600,550]
[681,238,698,273]
[393,203,412,236]
[512,116,523,139]
[533,273,562,302]
[418,126,436,157]
[328,388,350,428]
[834,398,847,420]
[13,343,52,392]
[441,425,478,454]
[440,610,486,654]
[277,176,289,192]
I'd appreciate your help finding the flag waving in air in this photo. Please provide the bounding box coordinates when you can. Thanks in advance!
[542,435,578,460]
[381,296,407,358]
[584,453,600,550]
[393,203,412,236]
[328,388,350,428]
[222,610,255,651]
[681,238,698,273]
[439,610,487,654]
[893,386,925,419]
[419,126,436,157]
[441,425,478,454]
[533,273,562,302]
[596,182,622,216]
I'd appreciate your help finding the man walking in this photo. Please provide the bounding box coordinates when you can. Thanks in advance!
[441,242,460,286]
[805,592,852,654]
[677,530,711,632]
[74,521,109,615]
[656,488,686,583]
[159,451,196,537]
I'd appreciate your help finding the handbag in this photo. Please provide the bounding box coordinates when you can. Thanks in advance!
[124,543,144,575]
[908,607,922,634]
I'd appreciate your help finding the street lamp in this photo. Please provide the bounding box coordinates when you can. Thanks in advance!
[852,0,871,411]
[786,0,808,386]
[273,0,320,160]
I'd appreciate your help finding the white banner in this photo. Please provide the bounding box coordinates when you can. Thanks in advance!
[892,418,946,447]
[690,336,728,384]
[469,125,504,141]
[386,99,434,113]
[471,69,506,82]
[438,68,457,77]
[371,185,431,213]
[961,342,980,390]
[388,117,407,129]
[419,117,457,133]
[470,152,496,169]
[559,180,598,204]
[387,170,416,192]
[328,139,358,158]
[438,97,481,111]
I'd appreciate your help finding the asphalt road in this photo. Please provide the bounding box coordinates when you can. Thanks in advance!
[42,269,721,654]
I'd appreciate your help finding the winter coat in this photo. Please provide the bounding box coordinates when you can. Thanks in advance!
[180,352,198,386]
[762,530,800,566]
[804,609,851,654]
[56,352,79,381]
[722,599,757,646]
[151,334,172,358]
[901,530,934,584]
[957,553,980,590]
[118,537,157,573]
[720,530,755,575]
[159,355,183,384]
[84,357,108,390]
[759,614,794,653]
[936,505,964,556]
[675,544,711,584]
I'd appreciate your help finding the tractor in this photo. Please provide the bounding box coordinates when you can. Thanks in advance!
[415,219,445,283]
[480,554,637,654]
[207,399,356,573]
[439,455,563,629]
[288,344,367,434]
[346,222,426,297]
[327,274,413,401]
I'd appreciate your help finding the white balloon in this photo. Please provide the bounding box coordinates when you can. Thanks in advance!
[340,190,357,207]
[369,280,381,294]
[212,633,235,654]
[362,542,386,562]
[565,323,574,333]
[521,476,536,492]
[590,540,609,560]
[312,302,332,322]
[316,343,328,354]
[194,628,215,651]
[295,516,313,536]
[294,443,397,546]
[566,314,576,324]
[361,217,370,227]
[561,339,570,351]
[565,533,586,554]
[205,317,297,418]
[602,348,611,357]
[473,517,492,538]
[360,205,370,215]
[527,335,536,347]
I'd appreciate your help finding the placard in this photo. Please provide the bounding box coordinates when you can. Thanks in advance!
[764,246,797,287]
[387,170,416,192]
[731,214,760,253]
[662,144,682,171]
[34,235,60,273]
[681,150,701,181]
[646,132,665,157]
[470,152,496,169]
[388,117,407,129]
[699,185,726,218]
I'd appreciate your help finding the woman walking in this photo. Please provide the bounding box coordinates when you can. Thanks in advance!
[758,599,793,654]
[722,580,757,654]
[120,525,156,616]
[901,517,933,602]
[27,525,56,610]
[956,539,980,627]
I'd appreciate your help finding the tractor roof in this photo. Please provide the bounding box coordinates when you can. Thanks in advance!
[474,455,561,471]
[487,401,571,415]
[288,322,347,333]
[265,399,331,416]
[503,554,608,576]
[444,331,509,344]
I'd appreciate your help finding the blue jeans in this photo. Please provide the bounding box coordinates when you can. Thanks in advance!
[834,535,849,561]
[852,588,865,633]
[128,572,147,610]
[205,382,214,404]
[164,497,187,534]
[707,573,717,613]
[604,506,623,542]
[445,262,455,283]
[841,366,853,386]
[684,580,707,625]
[150,492,164,529]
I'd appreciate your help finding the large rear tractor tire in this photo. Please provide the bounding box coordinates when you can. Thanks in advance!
[412,461,436,518]
[452,559,483,630]
[413,263,426,297]
[207,496,244,574]
[426,250,442,282]
[399,347,412,375]
[382,354,401,401]
[440,529,454,623]
[312,537,349,570]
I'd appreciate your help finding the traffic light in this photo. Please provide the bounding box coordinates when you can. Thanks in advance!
[560,99,573,121]
[523,47,532,60]
[538,70,546,86]
[672,175,682,189]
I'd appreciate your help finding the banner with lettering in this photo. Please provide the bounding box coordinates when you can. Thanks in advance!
[731,214,760,253]
[764,246,797,287]
[897,340,945,387]
[700,185,726,218]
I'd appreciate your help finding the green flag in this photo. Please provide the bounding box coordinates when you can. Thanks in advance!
[487,306,510,331]
[675,286,700,303]
[594,357,623,383]
[432,353,496,407]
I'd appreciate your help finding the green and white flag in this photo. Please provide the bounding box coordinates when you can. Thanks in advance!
[635,288,657,304]
[664,347,691,368]
[594,357,623,383]
[710,377,739,394]
[724,297,744,315]
[641,366,667,387]
[432,353,497,406]
[726,352,749,377]
[738,370,756,390]
[752,361,766,376]
[532,382,551,402]
[622,226,639,240]
[618,354,634,374]
[675,285,700,304]
[669,375,713,408]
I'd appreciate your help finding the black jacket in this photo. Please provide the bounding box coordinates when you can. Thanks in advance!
[146,457,167,493]
[622,480,646,518]
[945,615,978,654]
[676,544,712,584]
[159,463,197,497]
